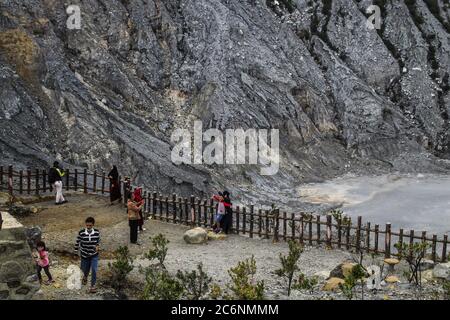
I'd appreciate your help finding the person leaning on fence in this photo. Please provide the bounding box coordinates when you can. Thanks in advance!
[127,192,143,245]
[48,161,67,205]
[212,192,226,234]
[74,217,100,293]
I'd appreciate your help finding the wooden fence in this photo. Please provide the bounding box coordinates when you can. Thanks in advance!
[0,165,448,263]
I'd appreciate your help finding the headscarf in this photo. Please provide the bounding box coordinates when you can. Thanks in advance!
[109,165,119,180]
[133,187,143,202]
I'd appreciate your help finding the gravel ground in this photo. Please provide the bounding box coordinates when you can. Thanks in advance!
[15,194,448,300]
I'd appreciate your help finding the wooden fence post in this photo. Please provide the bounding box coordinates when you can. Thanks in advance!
[356,216,362,253]
[273,209,279,243]
[172,194,177,223]
[258,209,262,237]
[316,215,321,245]
[282,211,287,241]
[409,230,415,259]
[265,209,270,239]
[8,165,13,196]
[35,169,39,195]
[249,205,254,238]
[299,215,304,245]
[189,196,195,225]
[143,191,148,218]
[366,222,371,254]
[431,235,437,262]
[346,218,351,250]
[42,169,46,193]
[152,192,157,218]
[183,197,188,225]
[101,172,105,194]
[203,200,208,227]
[196,198,201,226]
[291,213,295,241]
[385,223,392,258]
[93,170,97,193]
[0,166,3,192]
[165,196,170,223]
[159,194,164,220]
[326,214,332,249]
[442,235,448,262]
[19,170,23,194]
[209,198,215,228]
[337,217,342,249]
[74,169,78,191]
[308,216,313,245]
[374,224,379,254]
[242,207,247,235]
[65,169,70,191]
[83,169,87,193]
[398,228,404,257]
[235,206,240,234]
[421,231,427,258]
[27,168,31,195]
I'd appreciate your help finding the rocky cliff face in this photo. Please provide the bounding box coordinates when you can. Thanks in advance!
[0,0,449,207]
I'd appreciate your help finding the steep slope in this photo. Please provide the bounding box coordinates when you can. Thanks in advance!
[0,0,449,206]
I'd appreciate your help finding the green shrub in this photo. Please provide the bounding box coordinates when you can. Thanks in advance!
[274,240,303,296]
[227,256,265,300]
[339,264,367,300]
[141,267,184,300]
[108,246,134,291]
[145,234,169,268]
[394,241,430,286]
[292,273,318,293]
[176,263,212,300]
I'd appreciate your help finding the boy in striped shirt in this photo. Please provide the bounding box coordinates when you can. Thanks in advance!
[74,217,100,293]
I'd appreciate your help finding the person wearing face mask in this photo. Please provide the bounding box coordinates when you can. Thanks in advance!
[74,217,101,293]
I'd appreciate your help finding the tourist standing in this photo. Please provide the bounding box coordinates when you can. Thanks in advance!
[212,192,226,233]
[221,190,233,234]
[108,165,122,205]
[133,187,146,232]
[35,241,54,285]
[74,217,100,293]
[127,193,143,245]
[48,161,66,205]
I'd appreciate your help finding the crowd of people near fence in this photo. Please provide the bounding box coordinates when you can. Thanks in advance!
[38,161,234,293]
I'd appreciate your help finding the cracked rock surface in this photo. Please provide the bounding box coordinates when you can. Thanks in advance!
[0,0,449,207]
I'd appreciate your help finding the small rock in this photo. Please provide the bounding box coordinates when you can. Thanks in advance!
[322,278,345,291]
[207,231,227,240]
[183,227,208,244]
[433,262,450,280]
[419,259,434,271]
[385,276,400,283]
[313,270,330,280]
[421,269,434,281]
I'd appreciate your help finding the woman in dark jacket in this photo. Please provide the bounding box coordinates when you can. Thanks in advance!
[108,165,122,204]
[221,190,233,234]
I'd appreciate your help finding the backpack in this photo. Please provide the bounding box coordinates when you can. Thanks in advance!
[217,201,225,215]
[48,168,56,184]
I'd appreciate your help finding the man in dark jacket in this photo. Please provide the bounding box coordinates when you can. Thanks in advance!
[48,161,66,205]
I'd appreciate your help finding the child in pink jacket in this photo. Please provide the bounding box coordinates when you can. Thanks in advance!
[35,241,54,285]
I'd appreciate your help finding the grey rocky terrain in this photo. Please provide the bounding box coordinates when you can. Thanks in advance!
[0,0,449,207]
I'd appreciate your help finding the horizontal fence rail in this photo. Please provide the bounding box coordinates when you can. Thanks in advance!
[1,165,449,262]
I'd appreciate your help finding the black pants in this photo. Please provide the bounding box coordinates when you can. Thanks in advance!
[37,265,52,281]
[220,213,232,234]
[129,219,138,243]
